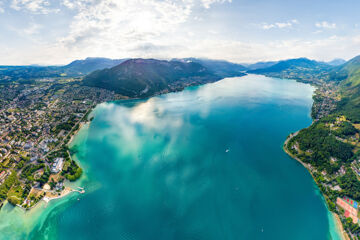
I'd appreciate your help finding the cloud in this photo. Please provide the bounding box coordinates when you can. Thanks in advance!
[7,20,42,37]
[261,19,298,30]
[3,32,360,65]
[1,0,357,65]
[22,23,42,36]
[55,0,232,58]
[315,21,336,29]
[11,0,59,14]
[201,0,232,9]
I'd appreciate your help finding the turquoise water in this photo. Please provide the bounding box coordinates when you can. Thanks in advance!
[0,75,342,239]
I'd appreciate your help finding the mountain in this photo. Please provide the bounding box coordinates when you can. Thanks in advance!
[249,58,328,73]
[327,58,346,66]
[63,57,128,75]
[175,58,247,78]
[329,56,360,85]
[329,55,360,122]
[0,57,128,82]
[244,61,278,70]
[248,58,333,84]
[0,66,64,83]
[82,59,221,98]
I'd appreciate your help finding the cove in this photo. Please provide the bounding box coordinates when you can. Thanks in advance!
[0,75,342,239]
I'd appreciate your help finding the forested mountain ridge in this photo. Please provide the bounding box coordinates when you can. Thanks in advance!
[82,59,222,98]
[329,56,360,122]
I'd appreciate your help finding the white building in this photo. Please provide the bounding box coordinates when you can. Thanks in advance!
[51,158,64,173]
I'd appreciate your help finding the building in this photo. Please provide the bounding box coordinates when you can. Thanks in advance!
[337,197,359,224]
[51,158,64,173]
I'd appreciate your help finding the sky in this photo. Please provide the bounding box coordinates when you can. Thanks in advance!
[1,0,360,65]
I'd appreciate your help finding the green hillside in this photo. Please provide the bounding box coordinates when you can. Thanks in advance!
[331,56,360,122]
[248,58,333,84]
[82,59,221,98]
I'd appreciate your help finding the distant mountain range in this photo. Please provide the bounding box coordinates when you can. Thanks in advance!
[0,57,248,83]
[249,58,331,73]
[242,61,278,70]
[0,57,127,82]
[326,58,346,66]
[174,58,247,78]
[2,55,360,101]
[63,57,128,75]
[82,59,222,97]
[247,58,333,84]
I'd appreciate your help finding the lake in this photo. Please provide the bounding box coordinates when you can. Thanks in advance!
[0,74,342,239]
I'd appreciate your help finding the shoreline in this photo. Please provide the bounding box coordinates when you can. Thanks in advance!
[11,118,90,213]
[15,187,85,212]
[43,187,85,204]
[9,78,227,213]
[333,213,351,240]
[283,132,350,240]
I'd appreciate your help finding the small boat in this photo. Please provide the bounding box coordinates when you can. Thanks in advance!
[225,149,230,153]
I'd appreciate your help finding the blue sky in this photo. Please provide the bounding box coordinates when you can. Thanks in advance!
[1,0,360,65]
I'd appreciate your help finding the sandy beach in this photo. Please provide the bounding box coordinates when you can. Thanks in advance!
[43,187,76,203]
[333,213,350,240]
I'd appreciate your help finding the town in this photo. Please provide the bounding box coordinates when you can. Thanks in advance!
[0,77,123,209]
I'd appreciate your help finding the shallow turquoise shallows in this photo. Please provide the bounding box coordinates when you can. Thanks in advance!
[0,75,342,239]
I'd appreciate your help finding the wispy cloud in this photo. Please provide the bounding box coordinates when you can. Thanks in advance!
[8,22,42,38]
[315,21,336,29]
[201,0,232,9]
[11,0,59,14]
[23,23,42,36]
[0,2,4,13]
[261,19,299,30]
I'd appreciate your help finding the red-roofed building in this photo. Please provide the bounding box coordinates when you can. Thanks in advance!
[337,197,358,224]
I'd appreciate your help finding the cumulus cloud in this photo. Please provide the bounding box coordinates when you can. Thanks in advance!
[159,34,360,63]
[261,19,298,30]
[315,21,336,29]
[0,0,358,65]
[54,0,232,59]
[3,32,360,65]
